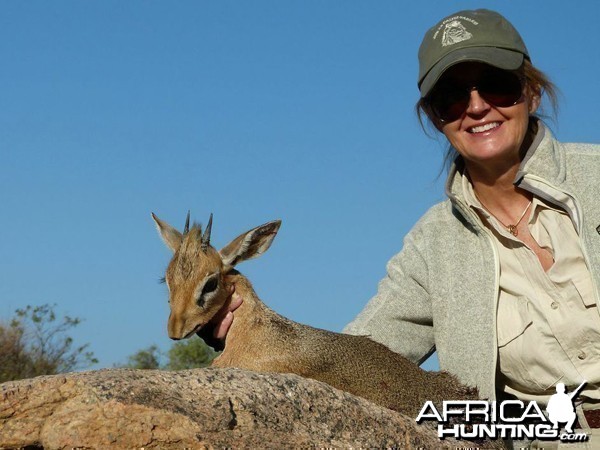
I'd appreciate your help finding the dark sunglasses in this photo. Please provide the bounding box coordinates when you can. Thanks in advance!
[425,68,524,122]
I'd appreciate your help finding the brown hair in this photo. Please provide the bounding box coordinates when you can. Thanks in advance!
[521,59,559,118]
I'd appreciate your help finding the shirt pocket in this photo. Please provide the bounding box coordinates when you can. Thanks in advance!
[571,274,597,308]
[497,296,532,348]
[497,297,562,392]
[497,297,536,391]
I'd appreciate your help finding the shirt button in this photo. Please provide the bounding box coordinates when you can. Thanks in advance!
[551,302,559,309]
[578,352,587,360]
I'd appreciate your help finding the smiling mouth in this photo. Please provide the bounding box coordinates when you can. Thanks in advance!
[468,122,502,134]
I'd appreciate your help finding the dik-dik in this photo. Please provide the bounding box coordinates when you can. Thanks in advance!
[152,212,479,419]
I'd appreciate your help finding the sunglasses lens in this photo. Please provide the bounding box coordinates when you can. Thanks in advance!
[429,88,470,122]
[479,71,523,107]
[427,69,523,122]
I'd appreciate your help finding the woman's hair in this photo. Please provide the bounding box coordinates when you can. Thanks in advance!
[521,59,559,119]
[415,59,560,170]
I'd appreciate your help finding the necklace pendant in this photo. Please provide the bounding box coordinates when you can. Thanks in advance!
[507,225,518,236]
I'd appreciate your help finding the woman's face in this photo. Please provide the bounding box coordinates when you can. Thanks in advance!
[431,62,539,172]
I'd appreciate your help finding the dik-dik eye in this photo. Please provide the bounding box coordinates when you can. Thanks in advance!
[202,275,219,296]
[196,273,220,308]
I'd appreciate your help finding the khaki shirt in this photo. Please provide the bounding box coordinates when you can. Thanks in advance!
[461,174,600,408]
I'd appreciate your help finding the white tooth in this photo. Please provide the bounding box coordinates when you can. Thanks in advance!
[470,122,500,133]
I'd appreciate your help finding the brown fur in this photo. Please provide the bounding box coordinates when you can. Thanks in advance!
[214,275,477,418]
[153,215,481,419]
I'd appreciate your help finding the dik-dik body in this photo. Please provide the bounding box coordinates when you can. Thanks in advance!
[152,213,478,419]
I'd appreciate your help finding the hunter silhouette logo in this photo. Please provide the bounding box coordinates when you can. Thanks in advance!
[547,381,587,434]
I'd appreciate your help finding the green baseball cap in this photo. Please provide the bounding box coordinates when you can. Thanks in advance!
[418,9,529,97]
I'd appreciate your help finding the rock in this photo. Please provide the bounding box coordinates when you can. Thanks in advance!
[1,367,478,449]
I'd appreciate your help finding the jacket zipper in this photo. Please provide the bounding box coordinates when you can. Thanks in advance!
[454,199,501,401]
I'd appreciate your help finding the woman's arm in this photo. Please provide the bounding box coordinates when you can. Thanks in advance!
[343,228,435,365]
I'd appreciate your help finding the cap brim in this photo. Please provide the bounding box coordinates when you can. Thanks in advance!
[419,47,524,97]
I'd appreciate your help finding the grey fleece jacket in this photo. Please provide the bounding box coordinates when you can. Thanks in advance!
[344,123,600,401]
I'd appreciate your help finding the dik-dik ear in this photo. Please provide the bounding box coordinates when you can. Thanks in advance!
[152,213,183,253]
[219,220,281,267]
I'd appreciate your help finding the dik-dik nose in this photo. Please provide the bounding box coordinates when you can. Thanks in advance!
[167,313,187,340]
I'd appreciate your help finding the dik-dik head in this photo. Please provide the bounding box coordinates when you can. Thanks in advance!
[152,212,281,340]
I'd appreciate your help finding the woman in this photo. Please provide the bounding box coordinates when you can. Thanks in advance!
[205,8,600,447]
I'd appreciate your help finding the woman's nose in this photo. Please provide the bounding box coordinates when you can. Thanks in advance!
[465,89,491,116]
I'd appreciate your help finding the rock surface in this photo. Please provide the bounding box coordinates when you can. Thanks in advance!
[1,367,479,449]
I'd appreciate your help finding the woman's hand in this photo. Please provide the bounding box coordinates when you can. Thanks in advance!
[214,284,243,340]
[196,283,242,351]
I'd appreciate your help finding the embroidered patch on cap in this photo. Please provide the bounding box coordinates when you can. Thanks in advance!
[442,20,473,47]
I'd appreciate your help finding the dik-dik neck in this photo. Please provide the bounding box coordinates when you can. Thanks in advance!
[223,271,271,330]
[214,271,279,369]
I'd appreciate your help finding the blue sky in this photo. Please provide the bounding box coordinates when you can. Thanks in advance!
[1,1,598,372]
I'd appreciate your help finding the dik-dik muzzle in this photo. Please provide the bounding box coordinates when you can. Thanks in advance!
[152,212,281,341]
